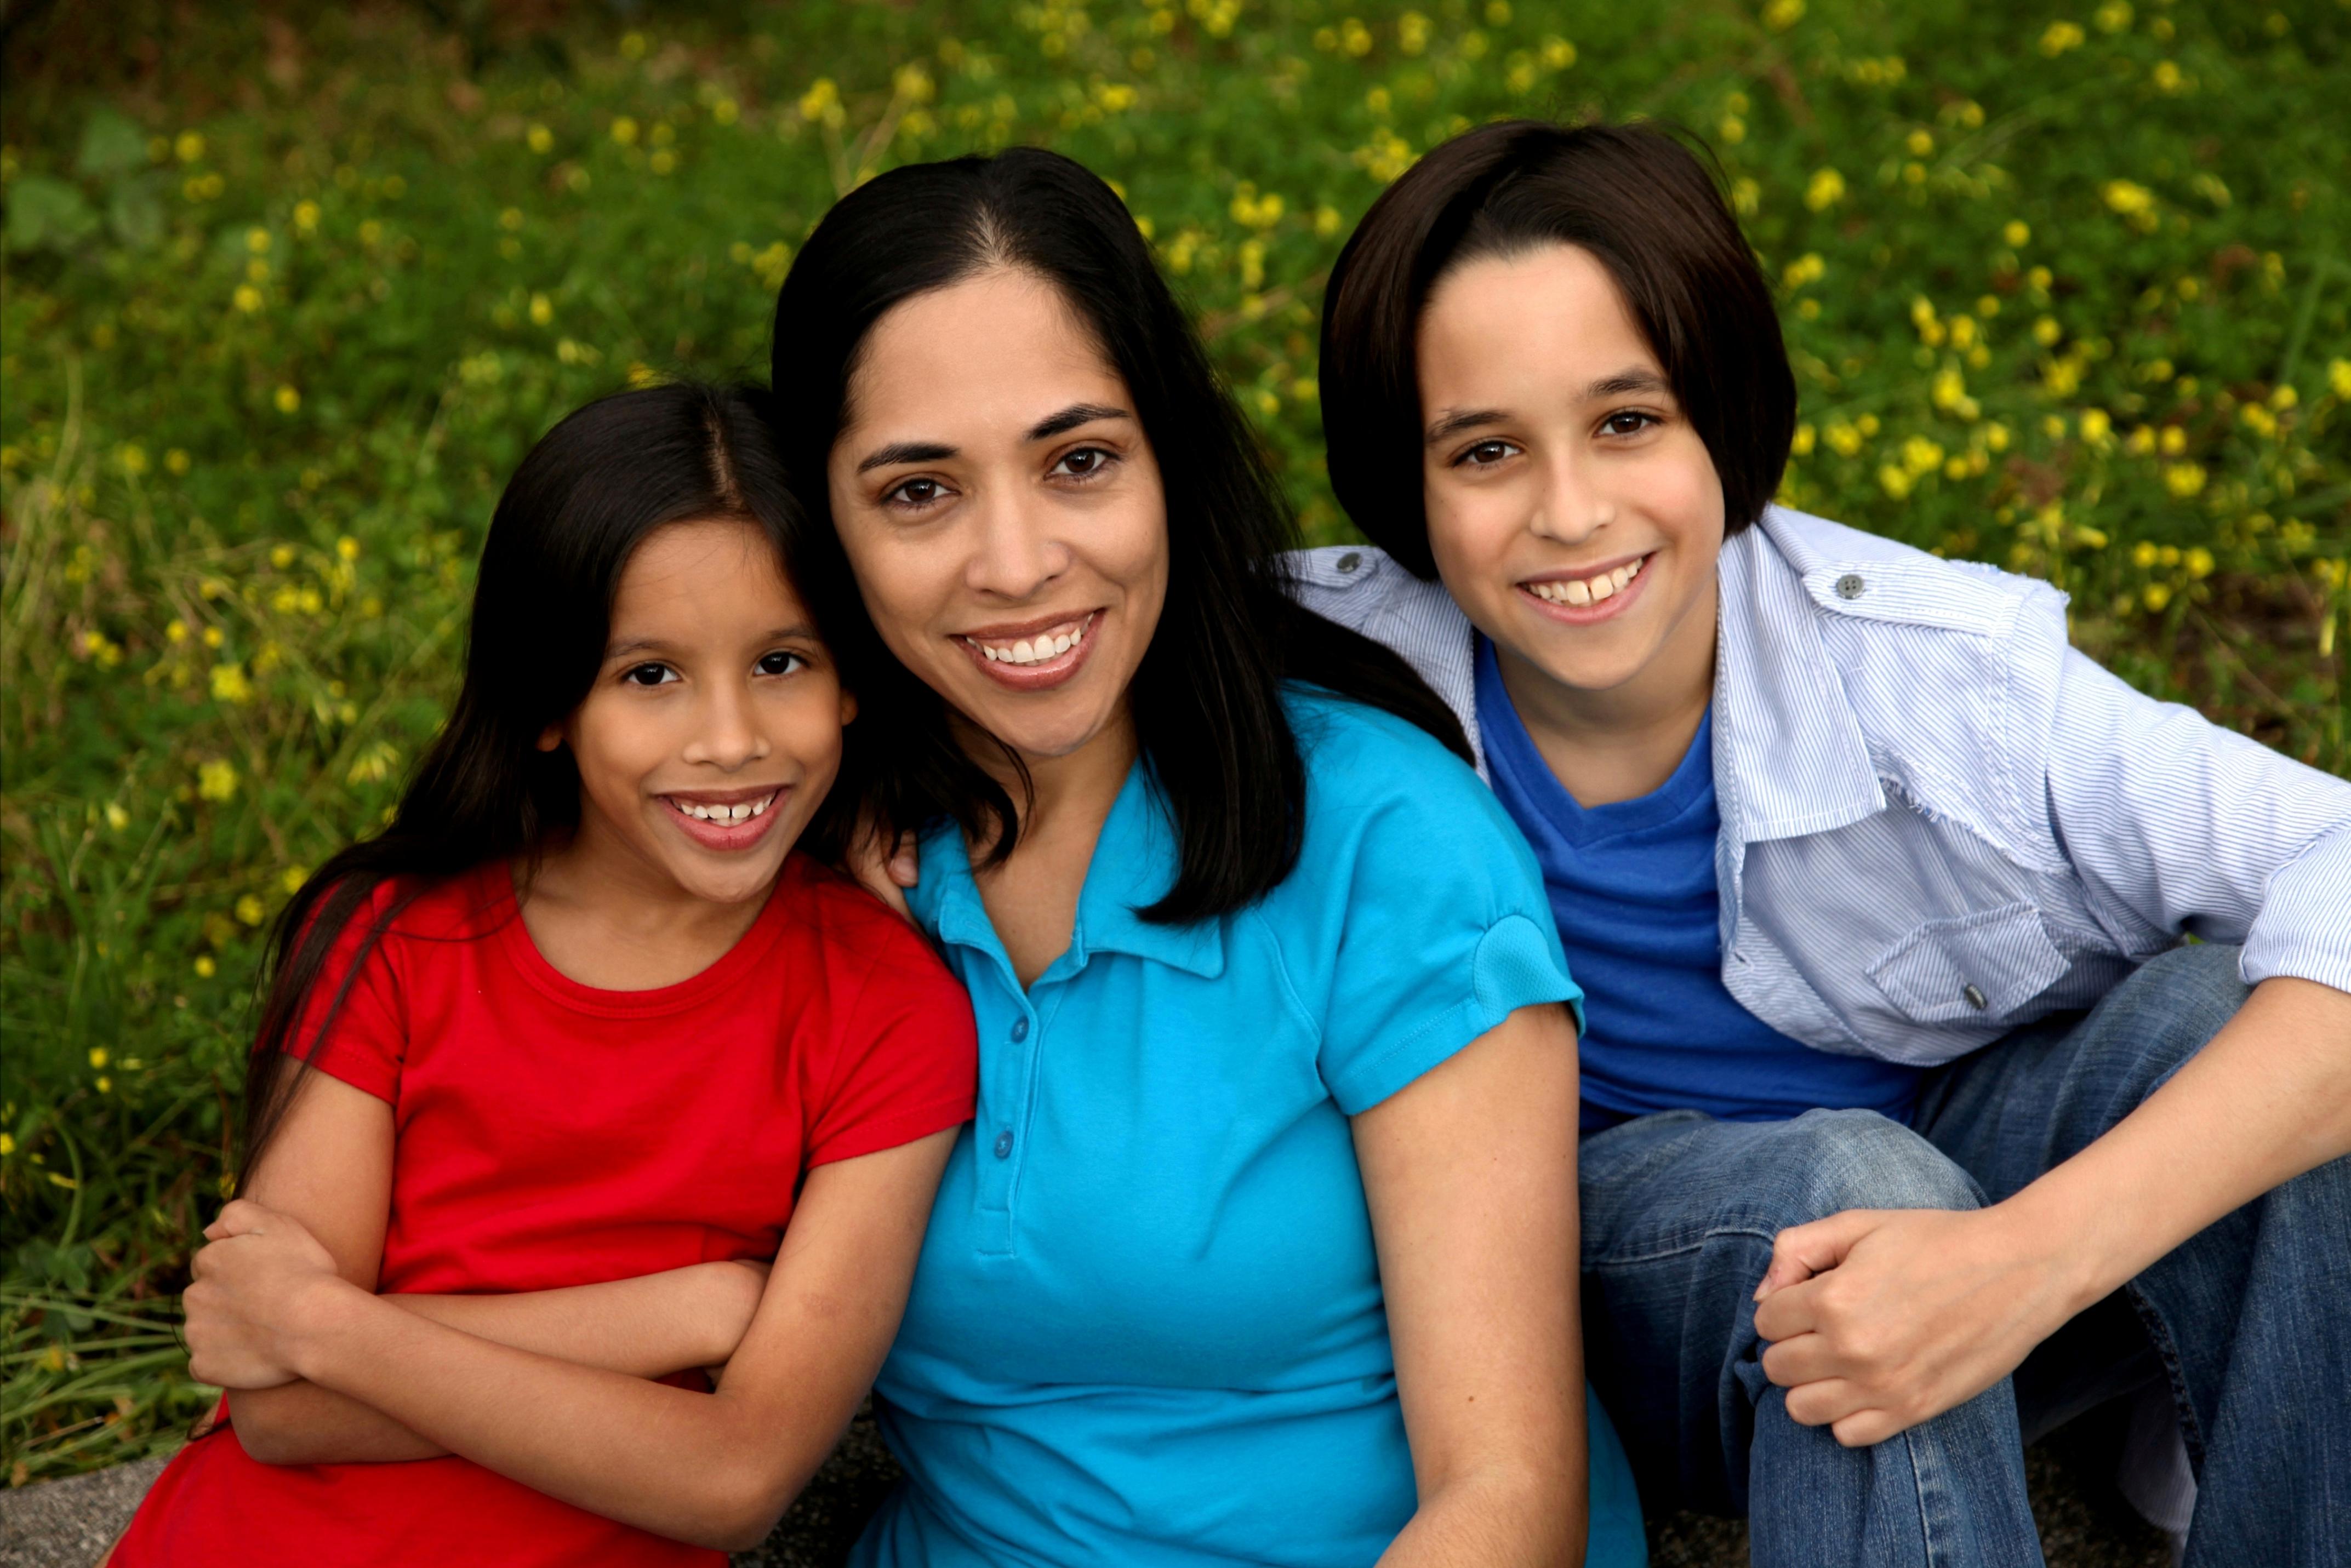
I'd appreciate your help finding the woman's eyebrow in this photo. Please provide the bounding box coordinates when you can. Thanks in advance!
[1026,403,1131,442]
[857,439,958,474]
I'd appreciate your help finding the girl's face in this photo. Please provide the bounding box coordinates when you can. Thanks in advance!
[544,518,853,906]
[1416,243,1726,702]
[827,267,1168,766]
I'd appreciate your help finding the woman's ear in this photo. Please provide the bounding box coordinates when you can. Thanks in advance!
[535,724,565,753]
[839,690,859,726]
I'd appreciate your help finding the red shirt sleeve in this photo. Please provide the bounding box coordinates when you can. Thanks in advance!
[806,912,978,1168]
[278,881,409,1105]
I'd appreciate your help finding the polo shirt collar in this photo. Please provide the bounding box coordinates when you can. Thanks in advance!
[1713,512,1886,845]
[910,760,1226,982]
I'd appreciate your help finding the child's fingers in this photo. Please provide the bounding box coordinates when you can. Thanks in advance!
[1754,1209,1876,1301]
[887,831,920,889]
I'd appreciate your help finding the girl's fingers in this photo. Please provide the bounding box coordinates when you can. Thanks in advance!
[1754,1209,1878,1301]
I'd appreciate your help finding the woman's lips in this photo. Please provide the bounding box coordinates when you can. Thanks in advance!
[954,610,1100,691]
[659,789,788,852]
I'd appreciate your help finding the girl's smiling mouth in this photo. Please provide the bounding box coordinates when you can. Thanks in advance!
[660,787,788,851]
[1517,552,1653,622]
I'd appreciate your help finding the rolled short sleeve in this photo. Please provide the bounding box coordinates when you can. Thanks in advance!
[807,917,979,1168]
[282,884,410,1105]
[1287,699,1583,1115]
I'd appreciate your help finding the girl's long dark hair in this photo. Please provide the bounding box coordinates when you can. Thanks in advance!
[769,147,1469,925]
[238,382,840,1184]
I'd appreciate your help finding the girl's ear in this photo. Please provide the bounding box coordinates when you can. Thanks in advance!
[535,723,565,753]
[839,689,859,726]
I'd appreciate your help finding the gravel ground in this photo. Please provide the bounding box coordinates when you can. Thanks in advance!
[2,1414,2172,1568]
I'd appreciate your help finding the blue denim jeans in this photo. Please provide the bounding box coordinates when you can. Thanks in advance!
[1577,944,2351,1567]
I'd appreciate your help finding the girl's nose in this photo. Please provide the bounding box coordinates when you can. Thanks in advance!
[684,682,771,770]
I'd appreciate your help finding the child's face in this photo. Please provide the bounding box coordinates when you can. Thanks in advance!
[1416,243,1726,703]
[546,519,853,907]
[826,266,1169,768]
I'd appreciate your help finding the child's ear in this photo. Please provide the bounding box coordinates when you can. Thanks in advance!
[838,690,858,726]
[535,724,565,753]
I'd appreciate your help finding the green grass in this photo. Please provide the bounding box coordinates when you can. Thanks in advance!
[2,0,2346,1484]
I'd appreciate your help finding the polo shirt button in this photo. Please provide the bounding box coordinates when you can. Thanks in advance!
[1835,572,1867,600]
[1010,1017,1030,1043]
[1337,551,1362,573]
[992,1130,1014,1159]
[1962,983,1988,1011]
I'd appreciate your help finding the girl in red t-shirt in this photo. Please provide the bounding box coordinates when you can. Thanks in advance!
[109,384,977,1567]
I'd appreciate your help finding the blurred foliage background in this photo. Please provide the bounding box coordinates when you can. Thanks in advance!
[2,0,2345,1485]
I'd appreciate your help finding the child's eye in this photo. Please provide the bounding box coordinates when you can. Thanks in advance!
[756,650,807,677]
[1456,439,1521,468]
[884,476,949,511]
[1049,445,1117,480]
[1601,411,1658,437]
[621,663,677,687]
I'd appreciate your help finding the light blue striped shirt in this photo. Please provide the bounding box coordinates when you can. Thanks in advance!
[1291,505,2351,1068]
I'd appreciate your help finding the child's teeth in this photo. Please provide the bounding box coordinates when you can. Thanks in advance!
[1531,557,1648,606]
[1563,577,1592,605]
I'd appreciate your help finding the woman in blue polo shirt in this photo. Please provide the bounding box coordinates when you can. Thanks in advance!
[768,150,1647,1566]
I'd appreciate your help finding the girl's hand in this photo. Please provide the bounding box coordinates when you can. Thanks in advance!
[1749,1204,2082,1447]
[185,1199,355,1390]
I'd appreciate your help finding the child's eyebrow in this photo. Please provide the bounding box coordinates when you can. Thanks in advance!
[604,626,818,659]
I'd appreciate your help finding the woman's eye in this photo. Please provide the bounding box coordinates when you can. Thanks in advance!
[1459,439,1519,467]
[1601,411,1656,437]
[622,663,676,687]
[886,477,946,509]
[756,650,807,677]
[1051,445,1115,479]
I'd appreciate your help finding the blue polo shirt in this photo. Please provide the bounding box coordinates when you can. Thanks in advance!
[854,688,1646,1568]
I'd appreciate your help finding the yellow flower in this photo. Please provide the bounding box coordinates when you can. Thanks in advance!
[1540,36,1576,68]
[1905,129,1933,157]
[2163,462,2207,498]
[2094,1,2132,33]
[90,1048,109,1069]
[270,543,298,568]
[2270,384,2297,410]
[1804,168,1846,211]
[2039,21,2085,56]
[175,131,205,162]
[611,116,641,146]
[2142,583,2171,611]
[210,662,253,703]
[2152,60,2183,92]
[197,759,239,802]
[275,385,301,414]
[0,1134,14,1157]
[1718,115,1747,145]
[233,285,263,313]
[1791,422,1817,456]
[529,292,553,326]
[1877,464,1914,499]
[1986,422,2010,452]
[1856,414,1880,437]
[2102,180,2155,217]
[2032,316,2062,347]
[1314,205,1342,238]
[2159,426,2187,455]
[527,123,554,154]
[194,955,218,978]
[2184,547,2214,579]
[236,894,267,926]
[2331,359,2351,399]
[1901,435,1945,475]
[281,865,309,894]
[1824,420,1863,456]
[2079,408,2112,445]
[105,802,129,831]
[2003,220,2031,247]
[2132,540,2159,568]
[2044,414,2068,440]
[2241,404,2277,438]
[798,79,844,127]
[1763,0,1805,28]
[1783,253,1825,288]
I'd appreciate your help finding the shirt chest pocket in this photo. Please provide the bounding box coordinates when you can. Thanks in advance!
[1864,902,2069,1024]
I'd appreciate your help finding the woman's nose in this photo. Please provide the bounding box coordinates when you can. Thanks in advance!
[966,489,1069,600]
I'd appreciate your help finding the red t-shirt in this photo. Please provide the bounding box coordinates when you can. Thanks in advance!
[115,855,975,1568]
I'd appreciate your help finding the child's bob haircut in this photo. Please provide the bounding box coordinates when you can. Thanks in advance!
[1320,120,1798,579]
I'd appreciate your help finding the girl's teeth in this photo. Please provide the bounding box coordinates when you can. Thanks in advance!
[676,794,774,825]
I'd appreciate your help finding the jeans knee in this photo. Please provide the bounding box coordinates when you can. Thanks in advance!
[1772,1109,1983,1225]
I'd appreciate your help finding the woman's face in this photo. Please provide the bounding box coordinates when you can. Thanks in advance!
[545,518,852,906]
[1416,243,1725,701]
[828,267,1168,766]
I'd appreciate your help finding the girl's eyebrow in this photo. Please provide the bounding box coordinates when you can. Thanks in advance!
[1424,407,1511,445]
[605,626,817,659]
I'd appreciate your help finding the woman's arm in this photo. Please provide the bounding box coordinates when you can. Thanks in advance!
[184,1128,956,1550]
[226,1069,771,1464]
[1354,1003,1586,1568]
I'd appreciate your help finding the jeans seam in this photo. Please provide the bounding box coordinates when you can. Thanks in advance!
[2123,1279,2205,1477]
[1585,1224,1781,1271]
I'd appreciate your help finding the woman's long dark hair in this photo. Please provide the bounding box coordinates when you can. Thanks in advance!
[237,382,841,1184]
[769,147,1468,925]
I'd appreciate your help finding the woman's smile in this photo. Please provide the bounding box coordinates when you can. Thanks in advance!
[955,609,1103,689]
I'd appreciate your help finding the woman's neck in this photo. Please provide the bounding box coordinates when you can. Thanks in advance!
[1497,579,1719,809]
[522,820,771,991]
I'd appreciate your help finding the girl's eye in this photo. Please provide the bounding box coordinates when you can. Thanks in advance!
[1458,439,1520,468]
[1601,411,1657,437]
[756,650,807,677]
[1050,445,1116,480]
[885,476,948,510]
[622,663,677,687]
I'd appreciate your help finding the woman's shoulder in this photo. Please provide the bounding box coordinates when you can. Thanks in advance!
[1279,685,1526,854]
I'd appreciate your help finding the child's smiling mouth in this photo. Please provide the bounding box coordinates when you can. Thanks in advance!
[659,787,788,850]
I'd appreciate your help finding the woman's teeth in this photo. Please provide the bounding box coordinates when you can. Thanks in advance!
[972,615,1091,666]
[670,793,774,824]
[1527,556,1644,606]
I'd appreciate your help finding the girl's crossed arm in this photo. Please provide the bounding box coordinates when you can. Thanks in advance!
[225,1068,770,1465]
[185,1123,956,1550]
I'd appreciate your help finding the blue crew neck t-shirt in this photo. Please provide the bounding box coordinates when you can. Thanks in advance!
[855,688,1647,1568]
[1474,637,1923,1133]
